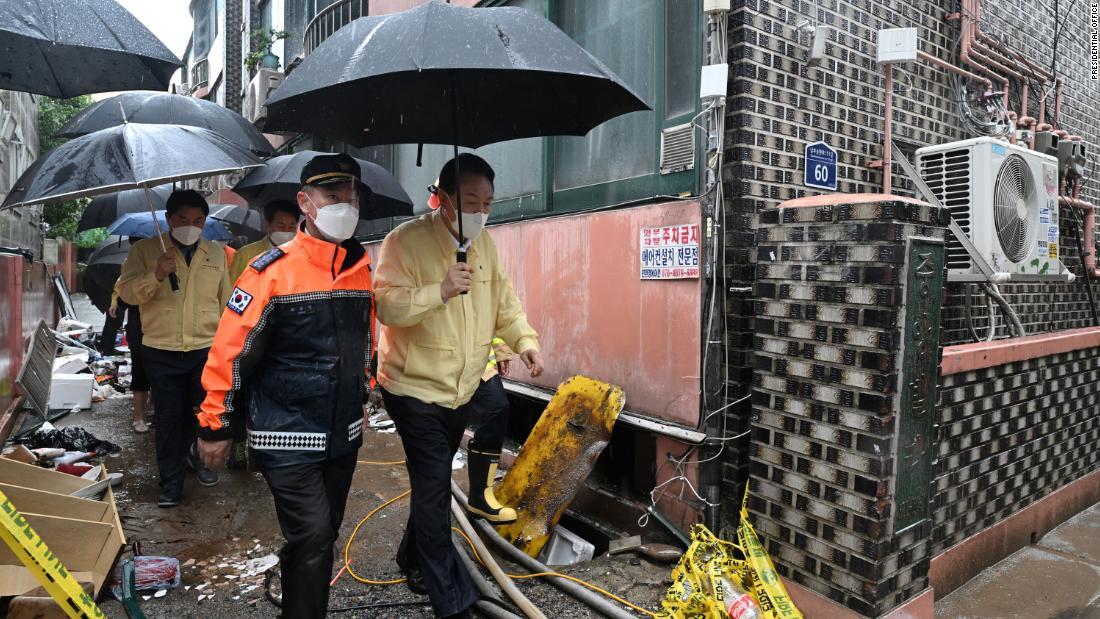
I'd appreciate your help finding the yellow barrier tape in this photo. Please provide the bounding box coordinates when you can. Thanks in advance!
[0,489,106,619]
[656,488,803,619]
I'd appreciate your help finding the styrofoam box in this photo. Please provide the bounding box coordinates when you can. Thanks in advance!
[48,373,94,410]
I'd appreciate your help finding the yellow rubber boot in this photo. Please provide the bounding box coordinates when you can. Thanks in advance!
[467,451,517,523]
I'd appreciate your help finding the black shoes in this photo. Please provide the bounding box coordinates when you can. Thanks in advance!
[404,566,428,595]
[157,488,181,508]
[187,443,220,487]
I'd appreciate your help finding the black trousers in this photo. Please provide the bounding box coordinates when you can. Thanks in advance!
[467,375,509,454]
[98,306,125,353]
[382,387,478,617]
[141,346,208,493]
[262,453,358,619]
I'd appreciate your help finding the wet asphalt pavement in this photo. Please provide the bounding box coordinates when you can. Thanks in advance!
[62,395,670,618]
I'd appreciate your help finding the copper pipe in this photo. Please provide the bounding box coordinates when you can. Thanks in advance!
[1054,78,1063,128]
[916,50,992,89]
[975,30,1056,81]
[1069,135,1085,142]
[1019,83,1029,128]
[1054,130,1069,139]
[1061,182,1100,278]
[883,63,893,194]
[1036,123,1052,132]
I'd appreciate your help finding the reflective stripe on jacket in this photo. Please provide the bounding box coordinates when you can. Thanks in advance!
[197,227,375,469]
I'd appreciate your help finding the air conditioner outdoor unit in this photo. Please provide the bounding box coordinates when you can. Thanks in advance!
[244,69,285,126]
[916,136,1067,282]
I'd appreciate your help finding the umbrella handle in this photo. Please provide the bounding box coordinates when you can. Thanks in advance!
[450,71,469,294]
[144,187,180,293]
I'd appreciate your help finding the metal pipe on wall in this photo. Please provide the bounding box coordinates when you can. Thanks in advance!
[883,63,893,194]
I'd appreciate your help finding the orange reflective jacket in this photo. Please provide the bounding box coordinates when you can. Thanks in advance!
[197,228,375,469]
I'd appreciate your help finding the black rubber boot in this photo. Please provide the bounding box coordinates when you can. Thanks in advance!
[466,450,517,524]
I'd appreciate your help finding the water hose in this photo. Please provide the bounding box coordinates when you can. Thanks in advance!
[452,537,525,619]
[451,481,643,619]
[450,498,547,619]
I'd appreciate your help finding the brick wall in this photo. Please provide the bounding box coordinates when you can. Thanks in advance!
[931,347,1100,554]
[721,0,1100,570]
[747,195,947,615]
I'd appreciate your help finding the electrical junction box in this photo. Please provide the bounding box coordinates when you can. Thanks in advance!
[703,0,731,13]
[699,63,728,99]
[808,25,830,65]
[876,28,918,65]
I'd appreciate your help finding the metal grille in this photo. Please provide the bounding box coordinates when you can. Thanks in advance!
[15,321,57,418]
[659,123,695,174]
[919,148,972,270]
[992,154,1037,263]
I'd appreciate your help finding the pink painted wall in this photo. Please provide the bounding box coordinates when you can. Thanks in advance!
[367,201,704,426]
[0,256,59,414]
[369,0,477,16]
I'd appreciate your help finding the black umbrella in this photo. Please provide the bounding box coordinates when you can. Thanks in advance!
[232,150,413,219]
[58,92,274,157]
[0,0,182,98]
[83,235,131,313]
[3,123,263,290]
[77,186,172,233]
[210,204,265,242]
[263,0,647,251]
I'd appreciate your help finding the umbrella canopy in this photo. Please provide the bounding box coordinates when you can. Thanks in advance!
[57,92,274,157]
[77,185,172,233]
[232,151,413,219]
[1,124,264,209]
[83,235,133,313]
[263,1,648,148]
[107,211,232,241]
[210,204,265,242]
[0,0,182,98]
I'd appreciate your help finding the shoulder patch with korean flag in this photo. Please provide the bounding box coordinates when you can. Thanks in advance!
[227,287,254,315]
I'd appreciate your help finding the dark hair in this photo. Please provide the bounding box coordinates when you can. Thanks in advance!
[437,154,495,194]
[263,199,300,223]
[165,189,209,217]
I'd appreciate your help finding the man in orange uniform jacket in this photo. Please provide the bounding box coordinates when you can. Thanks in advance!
[195,154,375,618]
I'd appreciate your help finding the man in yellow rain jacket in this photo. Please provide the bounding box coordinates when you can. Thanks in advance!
[374,154,543,618]
[117,190,232,507]
[227,200,300,282]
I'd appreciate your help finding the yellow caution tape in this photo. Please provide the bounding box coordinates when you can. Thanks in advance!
[0,489,106,619]
[656,487,803,619]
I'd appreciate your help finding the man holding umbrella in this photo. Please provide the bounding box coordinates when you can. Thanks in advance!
[375,154,544,618]
[195,154,375,619]
[117,190,232,506]
[228,199,300,282]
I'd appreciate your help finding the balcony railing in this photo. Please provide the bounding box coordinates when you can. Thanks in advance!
[304,0,369,56]
[190,57,209,93]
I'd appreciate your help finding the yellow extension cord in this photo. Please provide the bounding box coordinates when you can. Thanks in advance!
[347,459,659,618]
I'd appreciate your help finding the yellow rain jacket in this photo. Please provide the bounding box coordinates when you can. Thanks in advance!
[117,234,233,352]
[375,209,538,409]
[228,236,275,283]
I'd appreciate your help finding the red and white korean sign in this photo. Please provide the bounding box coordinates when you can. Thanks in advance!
[639,224,700,280]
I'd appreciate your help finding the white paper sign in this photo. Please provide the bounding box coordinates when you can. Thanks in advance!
[640,224,700,280]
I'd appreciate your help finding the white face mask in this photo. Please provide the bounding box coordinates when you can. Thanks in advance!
[309,199,359,242]
[171,225,202,246]
[269,231,295,245]
[458,211,489,243]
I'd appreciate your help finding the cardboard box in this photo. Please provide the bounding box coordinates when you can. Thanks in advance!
[47,373,94,410]
[0,458,125,597]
